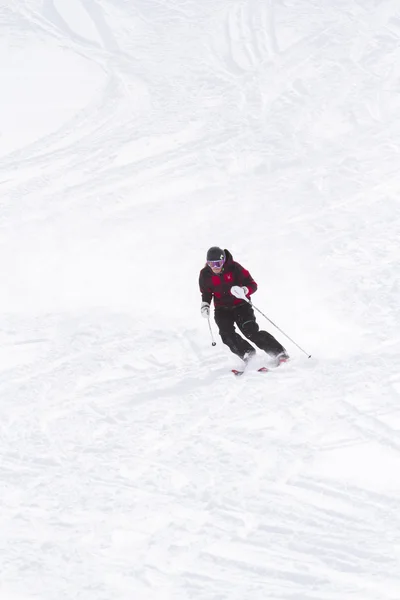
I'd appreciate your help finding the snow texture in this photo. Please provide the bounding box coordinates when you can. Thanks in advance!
[1,1,400,599]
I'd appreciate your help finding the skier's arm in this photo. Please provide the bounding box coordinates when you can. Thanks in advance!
[236,263,258,295]
[199,271,213,304]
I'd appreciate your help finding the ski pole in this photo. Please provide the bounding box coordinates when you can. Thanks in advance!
[246,298,311,358]
[207,316,216,346]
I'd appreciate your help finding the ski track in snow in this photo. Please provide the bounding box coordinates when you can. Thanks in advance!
[1,1,400,599]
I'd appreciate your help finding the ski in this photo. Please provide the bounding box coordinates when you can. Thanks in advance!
[231,358,289,376]
[232,369,244,376]
[232,366,269,376]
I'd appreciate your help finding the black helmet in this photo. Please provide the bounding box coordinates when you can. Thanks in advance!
[207,246,225,262]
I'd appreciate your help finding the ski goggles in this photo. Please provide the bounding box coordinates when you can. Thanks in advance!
[207,259,225,269]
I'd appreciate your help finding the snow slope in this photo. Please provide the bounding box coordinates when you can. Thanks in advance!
[1,1,400,599]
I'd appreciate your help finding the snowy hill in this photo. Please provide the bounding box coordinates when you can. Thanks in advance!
[1,1,400,599]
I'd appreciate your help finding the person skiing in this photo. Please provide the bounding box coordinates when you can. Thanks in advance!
[199,246,289,365]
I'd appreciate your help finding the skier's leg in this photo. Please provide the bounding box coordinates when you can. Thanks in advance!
[235,304,287,358]
[215,308,255,359]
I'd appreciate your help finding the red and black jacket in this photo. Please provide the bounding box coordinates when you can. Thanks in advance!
[199,249,258,309]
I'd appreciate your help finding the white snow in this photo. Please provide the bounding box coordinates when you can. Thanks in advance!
[1,1,400,599]
[0,38,105,157]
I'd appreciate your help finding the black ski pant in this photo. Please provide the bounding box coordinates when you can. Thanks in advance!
[214,303,286,360]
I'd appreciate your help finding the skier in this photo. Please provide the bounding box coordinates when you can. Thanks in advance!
[199,246,289,365]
